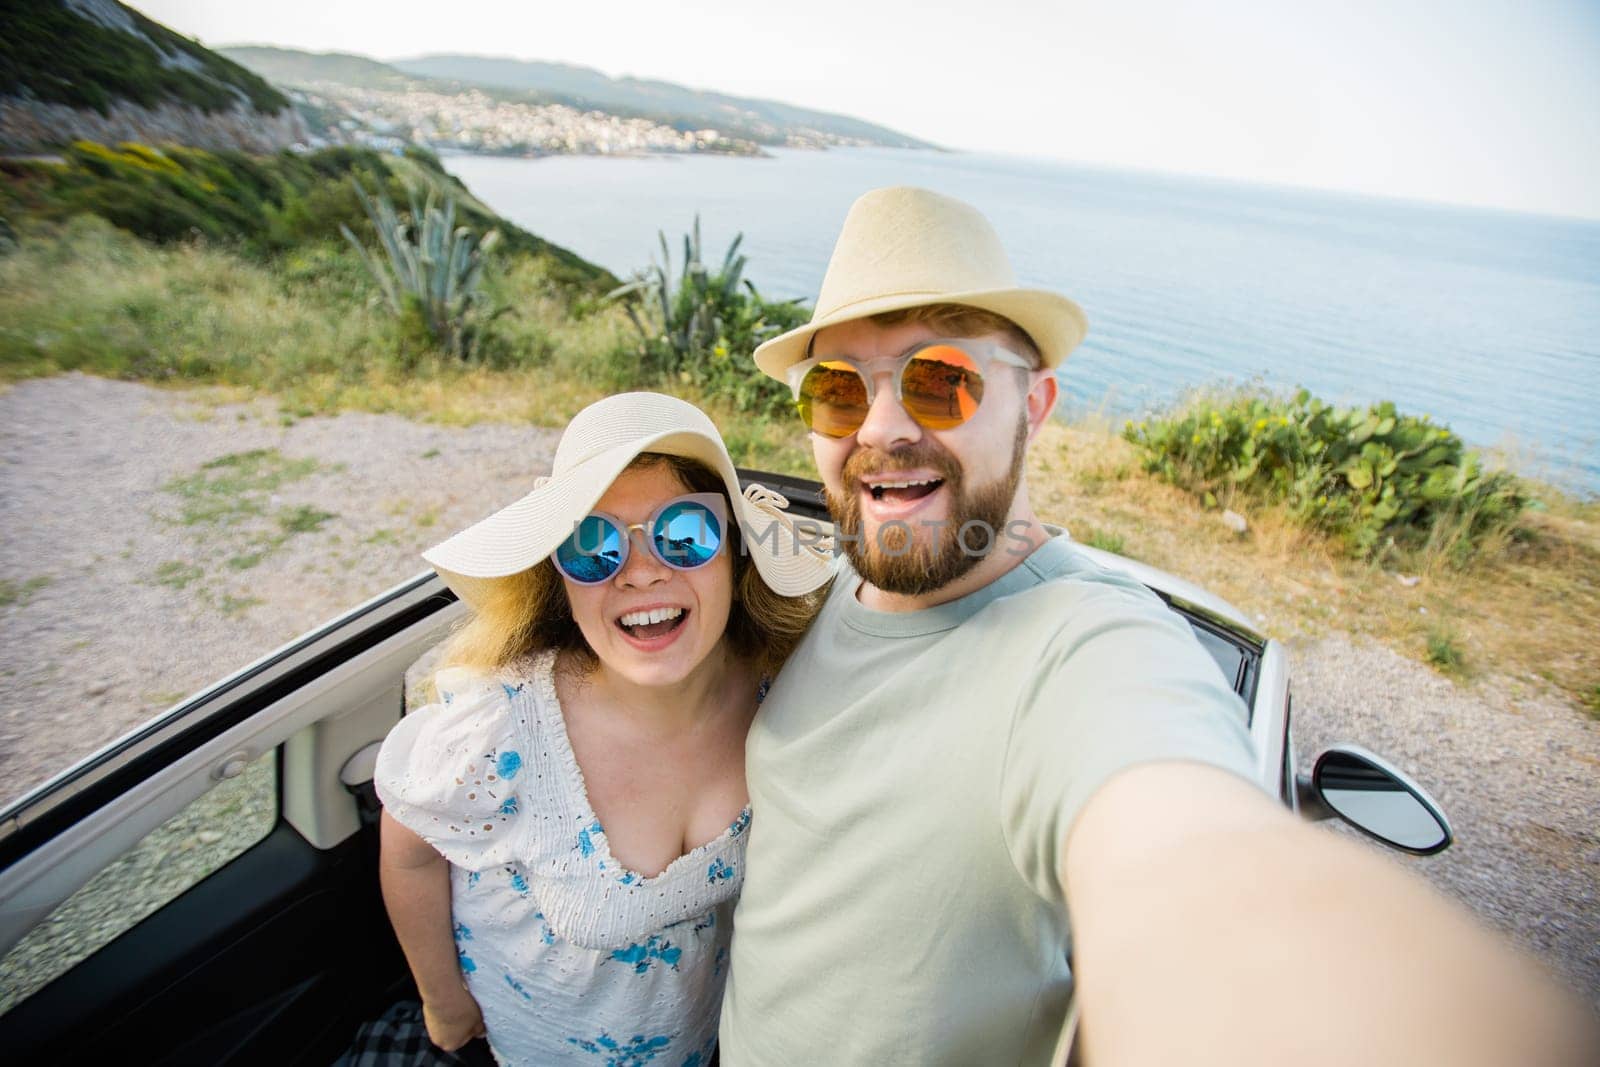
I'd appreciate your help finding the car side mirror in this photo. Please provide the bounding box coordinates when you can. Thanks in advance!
[1296,744,1453,855]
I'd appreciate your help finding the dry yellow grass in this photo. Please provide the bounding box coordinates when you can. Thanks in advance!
[1028,422,1600,711]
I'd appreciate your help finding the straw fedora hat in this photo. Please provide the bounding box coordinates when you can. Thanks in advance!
[753,186,1088,381]
[422,392,833,610]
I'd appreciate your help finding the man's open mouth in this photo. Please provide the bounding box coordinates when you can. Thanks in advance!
[616,606,687,641]
[866,477,945,504]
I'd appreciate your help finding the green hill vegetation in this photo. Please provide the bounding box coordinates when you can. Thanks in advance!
[0,0,288,116]
[0,142,608,285]
[0,138,797,432]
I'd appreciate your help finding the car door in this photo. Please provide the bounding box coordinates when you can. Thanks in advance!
[0,570,465,1064]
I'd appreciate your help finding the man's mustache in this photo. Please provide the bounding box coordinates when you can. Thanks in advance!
[840,440,963,485]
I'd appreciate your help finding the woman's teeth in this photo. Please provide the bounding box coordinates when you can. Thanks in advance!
[619,607,684,627]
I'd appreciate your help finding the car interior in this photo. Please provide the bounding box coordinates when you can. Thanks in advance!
[0,471,1279,1064]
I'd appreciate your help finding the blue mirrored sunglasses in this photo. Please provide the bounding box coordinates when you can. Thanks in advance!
[553,492,729,585]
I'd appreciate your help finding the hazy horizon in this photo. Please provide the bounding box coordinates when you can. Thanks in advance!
[140,0,1600,222]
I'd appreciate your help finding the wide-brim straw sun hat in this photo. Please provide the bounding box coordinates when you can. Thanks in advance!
[422,392,833,609]
[752,186,1088,381]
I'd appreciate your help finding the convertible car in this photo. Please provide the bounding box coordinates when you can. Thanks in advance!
[0,469,1452,1064]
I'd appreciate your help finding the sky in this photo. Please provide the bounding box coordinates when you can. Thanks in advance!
[138,0,1600,220]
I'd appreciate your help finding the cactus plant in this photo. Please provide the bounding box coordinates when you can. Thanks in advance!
[607,216,808,414]
[341,181,502,360]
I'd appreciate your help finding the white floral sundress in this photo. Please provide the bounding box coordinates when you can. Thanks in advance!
[374,650,748,1067]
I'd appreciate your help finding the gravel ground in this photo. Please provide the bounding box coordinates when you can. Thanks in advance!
[0,373,560,798]
[2,374,1596,1012]
[1291,634,1599,1007]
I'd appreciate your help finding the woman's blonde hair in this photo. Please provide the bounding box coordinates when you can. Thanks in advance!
[439,453,828,678]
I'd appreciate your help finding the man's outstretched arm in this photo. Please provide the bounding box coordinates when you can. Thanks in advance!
[1062,762,1598,1067]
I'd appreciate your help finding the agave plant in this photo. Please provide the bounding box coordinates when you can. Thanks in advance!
[608,215,748,372]
[608,216,808,414]
[341,180,502,360]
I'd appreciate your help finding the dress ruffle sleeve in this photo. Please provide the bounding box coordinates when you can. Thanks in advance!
[374,666,531,871]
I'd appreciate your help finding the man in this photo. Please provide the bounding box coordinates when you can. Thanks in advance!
[719,187,1596,1065]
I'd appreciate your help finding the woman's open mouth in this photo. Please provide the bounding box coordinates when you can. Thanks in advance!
[616,606,688,643]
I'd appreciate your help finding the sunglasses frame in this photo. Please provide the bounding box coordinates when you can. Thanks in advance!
[785,337,1035,439]
[553,491,730,585]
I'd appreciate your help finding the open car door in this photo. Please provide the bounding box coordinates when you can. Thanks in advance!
[0,570,465,1064]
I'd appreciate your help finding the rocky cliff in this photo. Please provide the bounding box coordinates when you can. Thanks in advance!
[1,0,309,153]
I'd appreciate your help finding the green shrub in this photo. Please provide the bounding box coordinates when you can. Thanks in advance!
[1426,627,1466,674]
[609,217,809,416]
[1124,388,1526,562]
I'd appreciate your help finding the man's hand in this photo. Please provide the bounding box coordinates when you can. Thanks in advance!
[1062,761,1599,1067]
[423,986,486,1052]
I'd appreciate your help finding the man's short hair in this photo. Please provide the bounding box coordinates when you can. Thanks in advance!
[869,303,1044,370]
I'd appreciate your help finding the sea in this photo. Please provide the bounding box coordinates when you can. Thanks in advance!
[441,148,1600,494]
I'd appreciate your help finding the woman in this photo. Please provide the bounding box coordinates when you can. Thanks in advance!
[373,392,832,1065]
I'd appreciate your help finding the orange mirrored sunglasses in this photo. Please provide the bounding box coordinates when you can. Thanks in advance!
[786,338,1034,439]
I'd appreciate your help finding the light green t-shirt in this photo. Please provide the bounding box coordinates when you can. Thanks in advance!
[720,535,1258,1065]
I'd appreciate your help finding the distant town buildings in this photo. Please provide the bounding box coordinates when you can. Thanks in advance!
[292,85,760,157]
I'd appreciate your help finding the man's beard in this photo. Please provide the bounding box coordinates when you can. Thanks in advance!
[825,414,1029,597]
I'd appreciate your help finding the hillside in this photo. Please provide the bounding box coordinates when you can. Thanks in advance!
[392,54,937,149]
[215,47,434,96]
[221,46,934,154]
[0,0,307,153]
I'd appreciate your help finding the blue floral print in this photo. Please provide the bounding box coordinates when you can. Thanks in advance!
[578,820,604,857]
[505,973,533,1000]
[495,749,523,779]
[609,935,682,974]
[565,1031,674,1065]
[706,858,734,884]
[498,795,519,816]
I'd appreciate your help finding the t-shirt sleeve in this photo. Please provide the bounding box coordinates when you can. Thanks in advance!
[999,583,1260,906]
[373,666,529,871]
